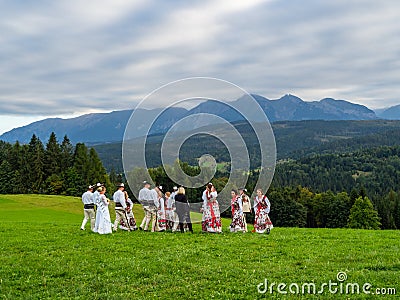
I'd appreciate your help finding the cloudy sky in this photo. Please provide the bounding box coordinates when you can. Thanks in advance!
[0,0,399,134]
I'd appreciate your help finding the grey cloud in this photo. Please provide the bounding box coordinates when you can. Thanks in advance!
[0,0,399,116]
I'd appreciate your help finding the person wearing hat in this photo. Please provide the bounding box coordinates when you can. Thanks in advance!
[139,181,155,231]
[143,185,162,232]
[155,185,166,232]
[80,185,95,231]
[118,191,138,231]
[92,183,102,209]
[113,183,130,232]
[144,184,159,232]
[239,188,251,232]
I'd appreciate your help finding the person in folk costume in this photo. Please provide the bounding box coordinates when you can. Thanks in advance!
[119,191,138,231]
[147,186,160,232]
[166,186,180,232]
[253,188,273,234]
[230,190,246,233]
[113,183,130,232]
[93,186,112,234]
[80,185,95,231]
[139,181,158,232]
[164,192,172,230]
[175,186,193,233]
[139,181,152,231]
[92,182,102,209]
[239,188,251,232]
[201,183,222,233]
[156,186,167,232]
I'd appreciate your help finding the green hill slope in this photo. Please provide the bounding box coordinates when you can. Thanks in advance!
[95,120,400,172]
[0,195,398,299]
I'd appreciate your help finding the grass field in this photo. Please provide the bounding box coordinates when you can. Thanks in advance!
[0,195,399,299]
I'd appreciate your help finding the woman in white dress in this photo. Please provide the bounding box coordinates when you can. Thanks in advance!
[94,186,112,234]
[201,183,222,233]
[253,188,273,234]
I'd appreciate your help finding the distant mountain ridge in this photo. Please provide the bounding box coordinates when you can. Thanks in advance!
[251,94,377,121]
[0,94,385,144]
[375,104,400,120]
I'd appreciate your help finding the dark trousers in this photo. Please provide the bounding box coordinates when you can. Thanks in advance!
[244,211,254,224]
[176,202,193,232]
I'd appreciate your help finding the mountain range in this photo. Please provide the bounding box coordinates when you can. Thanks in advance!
[0,94,397,144]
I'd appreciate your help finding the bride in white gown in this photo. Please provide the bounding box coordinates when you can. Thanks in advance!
[93,186,112,234]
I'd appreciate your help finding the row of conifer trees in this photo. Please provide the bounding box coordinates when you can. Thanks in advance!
[0,133,111,196]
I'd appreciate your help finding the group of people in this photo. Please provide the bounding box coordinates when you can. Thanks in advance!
[137,181,193,233]
[200,183,273,234]
[230,187,274,234]
[80,183,136,234]
[80,181,273,235]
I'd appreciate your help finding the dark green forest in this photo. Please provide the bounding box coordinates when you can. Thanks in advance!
[94,119,400,172]
[129,160,395,230]
[0,133,111,196]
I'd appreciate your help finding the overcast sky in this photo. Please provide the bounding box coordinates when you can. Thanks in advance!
[0,0,399,134]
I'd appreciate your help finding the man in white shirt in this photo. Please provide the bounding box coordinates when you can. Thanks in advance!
[138,181,157,231]
[113,183,130,231]
[80,185,95,231]
[92,183,102,206]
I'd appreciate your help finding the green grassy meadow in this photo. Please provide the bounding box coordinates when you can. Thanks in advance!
[0,195,399,299]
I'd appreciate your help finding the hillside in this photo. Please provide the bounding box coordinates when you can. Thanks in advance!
[94,120,400,173]
[0,195,398,298]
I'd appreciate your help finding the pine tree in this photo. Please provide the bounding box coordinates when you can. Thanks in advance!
[12,170,25,194]
[72,143,90,191]
[28,135,45,193]
[63,167,83,196]
[376,191,397,229]
[348,196,381,229]
[0,161,13,194]
[109,167,118,185]
[60,135,74,173]
[8,141,22,171]
[314,192,335,227]
[44,132,62,178]
[88,148,107,184]
[87,148,112,195]
[16,144,29,193]
[350,188,359,206]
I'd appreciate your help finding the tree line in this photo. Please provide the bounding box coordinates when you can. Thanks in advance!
[273,146,400,196]
[2,133,400,229]
[0,133,111,196]
[127,162,393,230]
